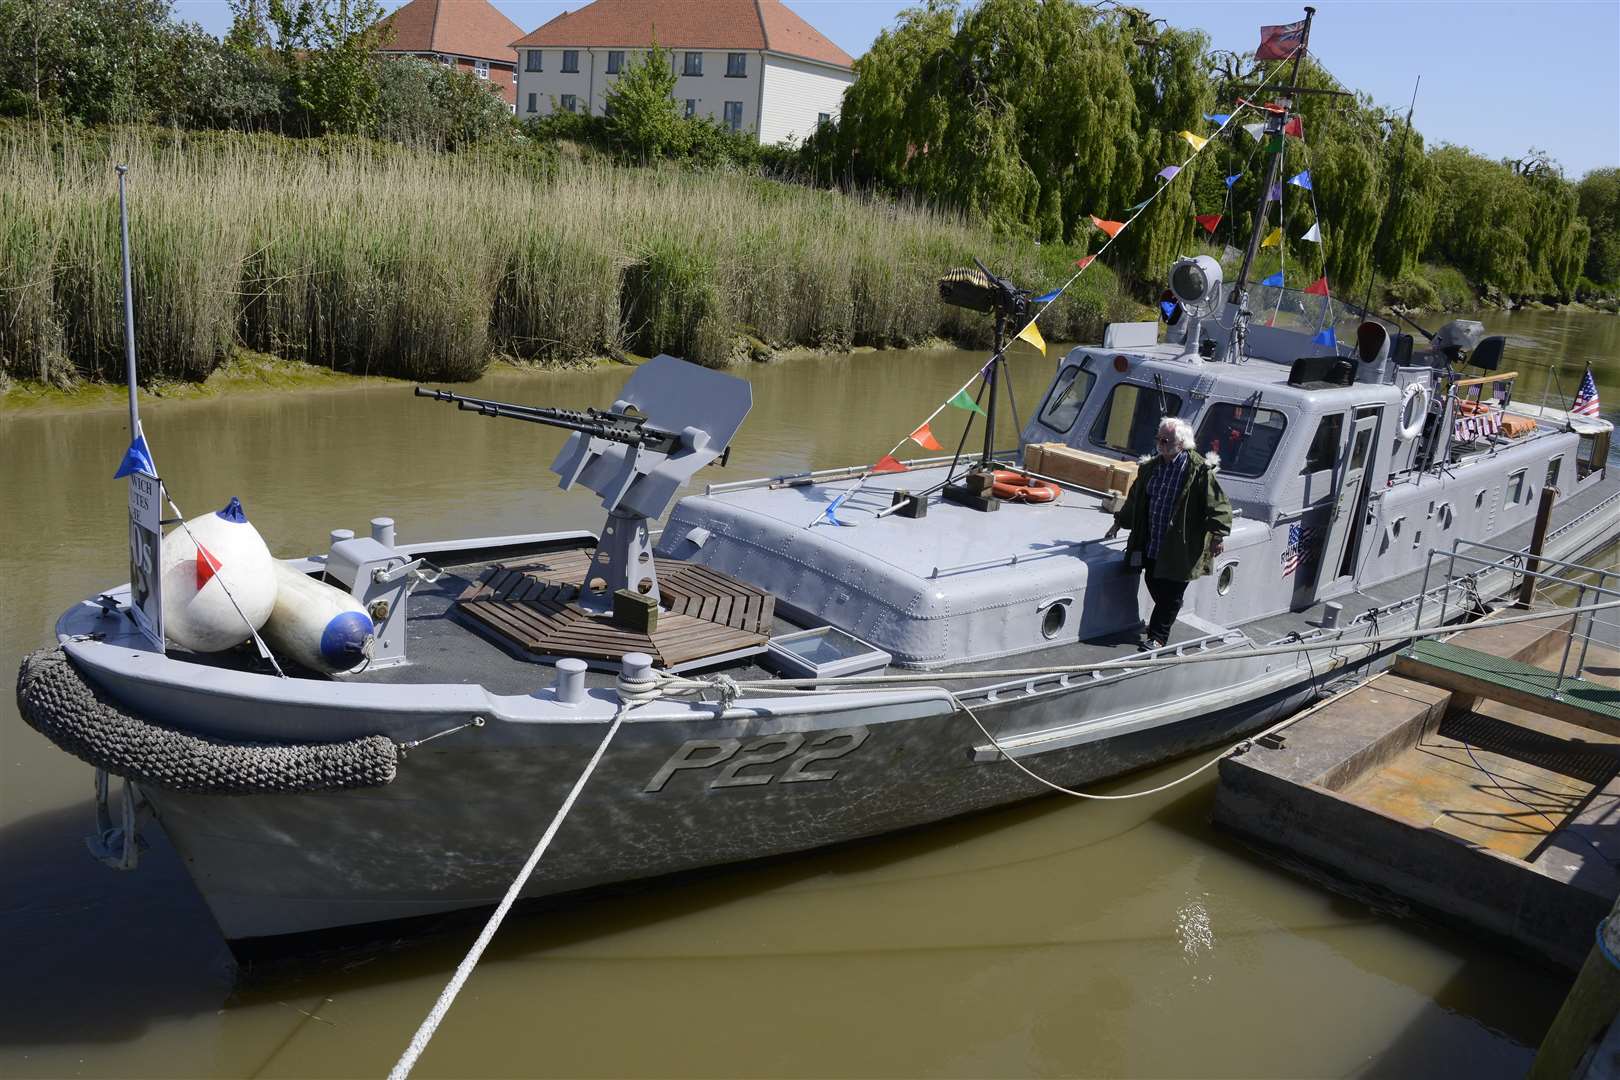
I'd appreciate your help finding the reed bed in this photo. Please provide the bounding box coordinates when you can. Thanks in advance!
[0,124,1131,385]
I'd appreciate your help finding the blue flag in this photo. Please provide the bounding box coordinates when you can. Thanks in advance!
[113,433,157,479]
[1159,300,1179,320]
[1313,326,1337,349]
[820,491,854,527]
[1033,289,1060,303]
[1261,271,1285,288]
[1225,173,1241,189]
[1288,170,1312,190]
[1204,113,1232,125]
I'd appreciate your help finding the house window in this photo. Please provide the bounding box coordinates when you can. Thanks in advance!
[560,94,577,113]
[723,100,743,131]
[474,59,490,80]
[726,52,746,77]
[606,50,623,74]
[683,52,703,76]
[525,50,542,72]
[561,50,578,73]
[684,99,696,119]
[526,92,537,113]
[817,112,830,126]
[440,54,455,67]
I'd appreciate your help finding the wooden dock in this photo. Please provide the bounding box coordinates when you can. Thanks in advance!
[1215,607,1620,971]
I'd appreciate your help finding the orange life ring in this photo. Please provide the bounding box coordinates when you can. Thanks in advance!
[990,470,1060,503]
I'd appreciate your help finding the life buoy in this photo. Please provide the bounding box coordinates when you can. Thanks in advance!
[1397,383,1430,441]
[991,470,1060,503]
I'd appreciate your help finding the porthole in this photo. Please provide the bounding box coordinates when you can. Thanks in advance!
[1217,563,1236,596]
[1438,503,1454,529]
[1041,602,1068,639]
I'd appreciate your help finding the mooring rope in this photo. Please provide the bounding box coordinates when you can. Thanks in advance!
[388,706,629,1080]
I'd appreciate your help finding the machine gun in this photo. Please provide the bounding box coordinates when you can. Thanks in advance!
[415,355,752,616]
[414,387,683,455]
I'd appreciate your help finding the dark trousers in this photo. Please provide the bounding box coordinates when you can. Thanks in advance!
[1139,557,1189,644]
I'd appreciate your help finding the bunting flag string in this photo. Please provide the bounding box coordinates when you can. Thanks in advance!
[1261,226,1282,248]
[1288,169,1312,190]
[1283,116,1303,139]
[1304,275,1331,297]
[1243,122,1266,142]
[1195,213,1223,235]
[1032,288,1061,303]
[1313,326,1337,348]
[813,57,1307,530]
[1224,173,1241,188]
[113,433,158,480]
[1157,165,1181,182]
[1204,112,1232,125]
[1261,270,1285,287]
[1300,222,1321,243]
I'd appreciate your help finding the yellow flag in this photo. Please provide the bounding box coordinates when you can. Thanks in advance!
[1179,130,1208,151]
[1017,320,1047,355]
[1261,226,1282,248]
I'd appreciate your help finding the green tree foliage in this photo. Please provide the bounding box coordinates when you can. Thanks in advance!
[1577,168,1620,287]
[602,42,682,162]
[375,57,509,150]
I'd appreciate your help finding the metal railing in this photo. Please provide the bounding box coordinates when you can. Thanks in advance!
[1413,538,1620,699]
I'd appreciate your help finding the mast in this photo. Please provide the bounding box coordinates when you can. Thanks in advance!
[1227,6,1316,362]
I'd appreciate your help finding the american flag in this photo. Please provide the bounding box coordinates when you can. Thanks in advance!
[1572,364,1602,418]
[1281,522,1320,577]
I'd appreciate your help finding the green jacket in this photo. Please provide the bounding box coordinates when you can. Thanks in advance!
[1114,449,1233,582]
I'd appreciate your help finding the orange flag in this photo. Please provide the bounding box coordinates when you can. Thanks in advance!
[908,423,944,451]
[195,544,221,590]
[871,455,908,474]
[1091,216,1125,238]
[1074,255,1096,270]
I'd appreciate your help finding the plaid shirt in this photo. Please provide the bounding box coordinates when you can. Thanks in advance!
[1144,451,1188,558]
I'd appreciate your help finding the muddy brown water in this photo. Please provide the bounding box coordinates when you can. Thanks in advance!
[2,311,1617,1078]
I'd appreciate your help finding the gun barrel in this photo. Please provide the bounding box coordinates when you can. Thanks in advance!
[414,386,680,452]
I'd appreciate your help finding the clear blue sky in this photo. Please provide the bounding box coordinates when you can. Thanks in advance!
[174,0,1620,177]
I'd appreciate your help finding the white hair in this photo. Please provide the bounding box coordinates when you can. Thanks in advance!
[1157,416,1195,451]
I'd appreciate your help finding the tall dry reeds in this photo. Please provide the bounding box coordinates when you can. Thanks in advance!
[0,124,1132,385]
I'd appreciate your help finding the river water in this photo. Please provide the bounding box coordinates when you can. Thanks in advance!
[2,309,1616,1078]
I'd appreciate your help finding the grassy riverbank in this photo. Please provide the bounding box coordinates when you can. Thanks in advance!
[0,124,1138,389]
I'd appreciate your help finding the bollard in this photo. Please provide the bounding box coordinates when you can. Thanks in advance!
[371,517,396,548]
[329,528,355,550]
[553,658,586,705]
[1322,601,1342,629]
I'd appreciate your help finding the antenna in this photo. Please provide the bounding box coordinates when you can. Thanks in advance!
[1360,75,1422,321]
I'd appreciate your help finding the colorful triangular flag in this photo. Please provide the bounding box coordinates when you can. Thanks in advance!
[1016,320,1047,355]
[1267,180,1282,201]
[1243,122,1266,141]
[1300,222,1321,243]
[1261,226,1282,248]
[820,491,853,527]
[871,455,908,474]
[1195,213,1223,235]
[1160,300,1179,320]
[195,544,222,590]
[1225,173,1241,188]
[1313,326,1337,349]
[1304,275,1330,297]
[1074,255,1096,270]
[1033,289,1060,303]
[1179,130,1208,151]
[1157,165,1181,182]
[113,433,157,479]
[1283,116,1303,139]
[948,389,987,417]
[1261,270,1285,287]
[1204,112,1232,125]
[1126,198,1151,212]
[1267,134,1285,154]
[1091,216,1125,238]
[909,422,944,451]
[1288,169,1312,190]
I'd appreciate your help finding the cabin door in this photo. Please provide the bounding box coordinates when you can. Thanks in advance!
[1322,410,1379,582]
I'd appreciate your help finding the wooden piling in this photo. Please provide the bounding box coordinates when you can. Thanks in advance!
[1518,485,1560,609]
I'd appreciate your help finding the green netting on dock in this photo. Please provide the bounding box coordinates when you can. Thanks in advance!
[1410,639,1620,723]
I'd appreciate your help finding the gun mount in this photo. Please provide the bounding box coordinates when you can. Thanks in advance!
[418,354,752,614]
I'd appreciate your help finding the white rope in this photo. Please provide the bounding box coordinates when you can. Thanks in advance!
[388,707,628,1080]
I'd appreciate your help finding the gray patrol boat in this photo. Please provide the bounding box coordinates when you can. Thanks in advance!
[19,120,1620,952]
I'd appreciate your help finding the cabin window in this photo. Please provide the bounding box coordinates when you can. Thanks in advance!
[1037,365,1095,434]
[606,51,624,74]
[1089,383,1183,456]
[561,50,579,73]
[1507,469,1527,505]
[1303,413,1344,474]
[1197,403,1288,478]
[1546,456,1563,491]
[1577,431,1610,480]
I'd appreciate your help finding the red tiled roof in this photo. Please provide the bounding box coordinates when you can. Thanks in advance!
[377,0,524,64]
[512,0,853,69]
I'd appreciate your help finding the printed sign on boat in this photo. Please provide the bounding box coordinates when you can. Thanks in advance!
[127,471,163,650]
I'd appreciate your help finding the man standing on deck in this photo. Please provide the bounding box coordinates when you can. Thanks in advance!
[1103,417,1232,651]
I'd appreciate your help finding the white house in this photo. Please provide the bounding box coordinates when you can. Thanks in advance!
[510,0,854,145]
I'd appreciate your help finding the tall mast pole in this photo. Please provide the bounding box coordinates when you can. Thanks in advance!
[116,164,141,441]
[1227,6,1316,362]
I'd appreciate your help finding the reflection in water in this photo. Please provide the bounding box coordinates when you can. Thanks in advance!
[1,314,1615,1077]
